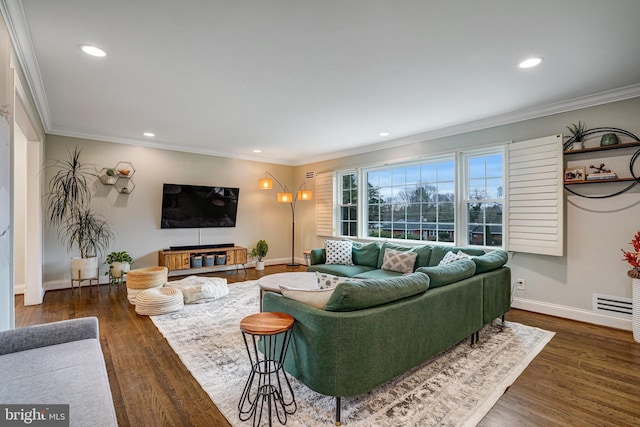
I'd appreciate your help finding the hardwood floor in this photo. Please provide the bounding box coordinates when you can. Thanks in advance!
[14,265,640,427]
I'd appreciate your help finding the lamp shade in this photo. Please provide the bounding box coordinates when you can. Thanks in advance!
[298,189,313,201]
[277,192,293,203]
[258,178,273,190]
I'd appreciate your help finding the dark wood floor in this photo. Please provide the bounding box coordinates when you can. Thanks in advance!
[14,265,640,427]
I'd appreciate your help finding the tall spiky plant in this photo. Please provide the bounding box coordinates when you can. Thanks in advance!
[46,146,113,258]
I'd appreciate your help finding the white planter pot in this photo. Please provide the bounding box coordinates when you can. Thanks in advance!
[572,141,584,150]
[255,261,265,271]
[71,257,98,280]
[110,261,131,278]
[633,279,640,343]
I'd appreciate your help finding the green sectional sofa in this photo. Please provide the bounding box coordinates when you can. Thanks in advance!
[262,241,510,423]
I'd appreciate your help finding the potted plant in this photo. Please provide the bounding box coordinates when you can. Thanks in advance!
[250,240,269,271]
[105,251,133,281]
[46,146,113,281]
[566,121,587,150]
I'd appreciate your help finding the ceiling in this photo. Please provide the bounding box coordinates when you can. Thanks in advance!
[3,1,640,165]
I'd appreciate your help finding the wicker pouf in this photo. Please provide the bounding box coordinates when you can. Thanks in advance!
[127,266,168,289]
[134,287,184,316]
[126,266,168,304]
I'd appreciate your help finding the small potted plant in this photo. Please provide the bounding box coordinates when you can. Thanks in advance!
[566,121,587,150]
[105,251,133,281]
[250,240,269,271]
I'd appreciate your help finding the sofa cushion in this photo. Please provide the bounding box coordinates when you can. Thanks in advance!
[325,240,354,265]
[279,286,337,309]
[428,246,486,266]
[0,339,118,426]
[351,241,381,268]
[437,250,472,266]
[324,272,430,312]
[416,258,477,288]
[307,264,375,277]
[376,242,433,270]
[472,250,508,274]
[381,248,417,273]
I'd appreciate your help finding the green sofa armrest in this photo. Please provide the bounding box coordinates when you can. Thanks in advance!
[416,258,476,288]
[310,248,326,265]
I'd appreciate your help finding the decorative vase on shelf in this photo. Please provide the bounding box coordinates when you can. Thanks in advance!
[600,133,619,147]
[633,278,640,343]
[572,141,584,150]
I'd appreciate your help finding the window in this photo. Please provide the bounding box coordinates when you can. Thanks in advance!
[366,158,455,243]
[463,151,504,247]
[337,171,357,237]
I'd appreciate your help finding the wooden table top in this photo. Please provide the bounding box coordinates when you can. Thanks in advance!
[240,312,294,335]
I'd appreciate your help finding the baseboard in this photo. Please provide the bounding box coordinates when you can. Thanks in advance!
[512,297,633,331]
[14,283,25,295]
[45,276,110,291]
[44,257,308,290]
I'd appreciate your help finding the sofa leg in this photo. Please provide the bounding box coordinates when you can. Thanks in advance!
[335,396,341,426]
[501,314,506,330]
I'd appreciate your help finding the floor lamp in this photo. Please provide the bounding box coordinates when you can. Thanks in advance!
[259,172,312,267]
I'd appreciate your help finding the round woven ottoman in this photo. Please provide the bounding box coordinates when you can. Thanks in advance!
[126,266,168,304]
[135,287,184,316]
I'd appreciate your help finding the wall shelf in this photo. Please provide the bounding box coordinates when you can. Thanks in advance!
[100,161,136,193]
[563,128,640,198]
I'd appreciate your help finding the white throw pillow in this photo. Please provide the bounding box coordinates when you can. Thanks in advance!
[315,272,362,289]
[325,240,353,265]
[279,285,336,309]
[437,250,473,267]
[381,248,418,274]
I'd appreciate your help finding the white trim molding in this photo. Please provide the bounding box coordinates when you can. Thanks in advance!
[512,297,632,331]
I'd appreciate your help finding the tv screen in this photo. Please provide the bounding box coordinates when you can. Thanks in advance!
[161,184,239,228]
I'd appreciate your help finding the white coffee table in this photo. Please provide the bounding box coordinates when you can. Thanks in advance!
[258,272,318,310]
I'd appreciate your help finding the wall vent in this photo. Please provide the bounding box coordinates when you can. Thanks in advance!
[592,293,632,318]
[305,171,316,179]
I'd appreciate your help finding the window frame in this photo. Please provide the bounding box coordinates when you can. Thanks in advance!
[459,147,506,248]
[362,154,457,244]
[335,169,358,238]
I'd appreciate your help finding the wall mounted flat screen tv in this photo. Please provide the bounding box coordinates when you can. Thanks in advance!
[161,184,239,228]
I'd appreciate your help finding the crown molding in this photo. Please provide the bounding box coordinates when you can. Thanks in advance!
[47,126,293,166]
[296,83,640,166]
[0,0,52,130]
[3,0,639,167]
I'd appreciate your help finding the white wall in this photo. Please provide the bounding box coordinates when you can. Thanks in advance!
[296,96,640,330]
[44,135,298,287]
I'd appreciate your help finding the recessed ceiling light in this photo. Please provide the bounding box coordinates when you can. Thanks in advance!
[80,44,107,57]
[379,132,390,137]
[519,57,543,69]
[253,149,262,153]
[143,132,155,137]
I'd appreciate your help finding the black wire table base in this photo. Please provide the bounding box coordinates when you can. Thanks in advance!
[238,328,296,426]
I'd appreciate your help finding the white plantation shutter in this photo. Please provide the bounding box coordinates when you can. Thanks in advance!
[507,134,564,256]
[315,172,334,236]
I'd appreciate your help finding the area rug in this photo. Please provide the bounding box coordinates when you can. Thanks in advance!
[150,280,554,426]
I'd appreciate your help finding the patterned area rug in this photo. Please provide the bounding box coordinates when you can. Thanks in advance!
[150,280,554,426]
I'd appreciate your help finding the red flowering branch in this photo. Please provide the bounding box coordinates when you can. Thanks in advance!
[622,230,640,269]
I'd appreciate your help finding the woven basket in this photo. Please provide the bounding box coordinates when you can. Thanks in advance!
[126,266,168,289]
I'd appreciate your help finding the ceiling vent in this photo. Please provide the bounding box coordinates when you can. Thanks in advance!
[305,171,316,179]
[592,293,632,318]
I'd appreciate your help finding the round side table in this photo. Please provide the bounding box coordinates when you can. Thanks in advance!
[238,312,297,426]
